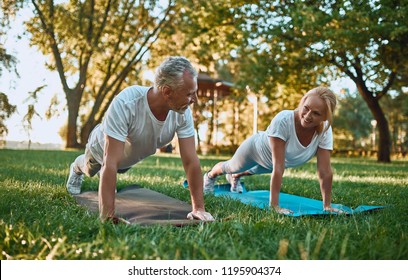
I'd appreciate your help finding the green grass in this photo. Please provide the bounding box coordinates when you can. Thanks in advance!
[0,149,407,260]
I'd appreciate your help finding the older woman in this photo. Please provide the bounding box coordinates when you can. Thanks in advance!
[203,86,342,214]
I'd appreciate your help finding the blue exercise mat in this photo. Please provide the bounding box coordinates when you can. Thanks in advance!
[183,181,383,216]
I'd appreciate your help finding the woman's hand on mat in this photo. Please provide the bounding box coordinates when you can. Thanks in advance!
[323,206,345,214]
[187,210,215,221]
[106,216,131,225]
[273,206,293,215]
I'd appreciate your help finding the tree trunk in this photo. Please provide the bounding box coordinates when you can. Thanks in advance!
[66,112,80,148]
[80,120,95,147]
[65,90,82,149]
[356,85,391,163]
[376,115,391,162]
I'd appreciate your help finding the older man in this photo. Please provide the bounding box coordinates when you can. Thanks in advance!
[66,56,214,223]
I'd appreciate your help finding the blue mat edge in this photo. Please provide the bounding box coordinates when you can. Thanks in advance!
[182,180,384,216]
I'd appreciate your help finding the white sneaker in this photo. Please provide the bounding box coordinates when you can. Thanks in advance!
[67,163,84,195]
[203,172,216,193]
[226,174,243,193]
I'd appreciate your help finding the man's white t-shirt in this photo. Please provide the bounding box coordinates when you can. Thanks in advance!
[87,85,195,169]
[257,110,333,169]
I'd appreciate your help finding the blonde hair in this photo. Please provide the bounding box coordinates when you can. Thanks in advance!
[298,86,337,134]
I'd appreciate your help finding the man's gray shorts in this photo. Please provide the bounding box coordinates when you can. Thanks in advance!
[83,148,130,177]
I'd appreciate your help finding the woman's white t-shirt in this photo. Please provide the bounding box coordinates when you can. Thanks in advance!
[258,110,333,168]
[87,85,195,169]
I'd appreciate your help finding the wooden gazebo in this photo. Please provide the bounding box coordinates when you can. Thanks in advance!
[197,73,233,98]
[194,73,236,153]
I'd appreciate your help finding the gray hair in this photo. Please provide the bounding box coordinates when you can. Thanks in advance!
[154,56,198,91]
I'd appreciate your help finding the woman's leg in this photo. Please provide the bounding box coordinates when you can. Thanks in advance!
[226,165,272,192]
[208,135,259,178]
[204,135,261,192]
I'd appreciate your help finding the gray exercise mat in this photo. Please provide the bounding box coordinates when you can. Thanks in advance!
[74,185,199,226]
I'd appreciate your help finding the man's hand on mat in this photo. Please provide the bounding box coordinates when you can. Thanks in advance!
[187,210,215,222]
[106,216,131,225]
[273,206,293,215]
[323,206,345,214]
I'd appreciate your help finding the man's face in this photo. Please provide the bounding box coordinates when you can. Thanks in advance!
[168,72,198,114]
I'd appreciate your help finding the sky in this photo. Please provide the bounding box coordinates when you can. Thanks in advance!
[1,8,356,147]
[1,9,66,145]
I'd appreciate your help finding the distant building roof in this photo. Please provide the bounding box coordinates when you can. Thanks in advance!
[197,73,233,98]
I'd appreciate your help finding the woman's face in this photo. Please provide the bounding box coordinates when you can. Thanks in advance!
[299,95,327,129]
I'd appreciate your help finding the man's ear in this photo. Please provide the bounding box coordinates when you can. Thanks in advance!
[162,85,172,98]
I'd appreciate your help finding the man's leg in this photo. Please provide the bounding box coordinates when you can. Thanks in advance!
[117,167,131,174]
[67,154,85,195]
[67,148,101,194]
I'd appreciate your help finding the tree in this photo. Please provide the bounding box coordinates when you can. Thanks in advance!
[25,0,176,148]
[149,0,273,150]
[1,1,27,74]
[148,0,250,70]
[147,1,325,151]
[0,1,22,145]
[334,90,372,150]
[0,39,17,78]
[22,85,46,149]
[234,0,408,162]
[380,89,408,155]
[0,93,17,146]
[146,1,408,161]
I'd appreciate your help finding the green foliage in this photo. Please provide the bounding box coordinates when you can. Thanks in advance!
[153,0,407,161]
[244,0,407,162]
[20,85,46,146]
[25,0,177,146]
[380,90,408,153]
[0,150,407,260]
[234,0,408,93]
[334,90,372,148]
[0,46,17,77]
[1,0,25,75]
[0,93,17,145]
[0,1,21,142]
[150,0,249,69]
[4,1,407,158]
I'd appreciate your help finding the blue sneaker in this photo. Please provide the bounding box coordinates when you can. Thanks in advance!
[226,174,243,193]
[203,172,216,193]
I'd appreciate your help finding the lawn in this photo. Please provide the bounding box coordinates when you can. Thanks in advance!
[0,149,407,260]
